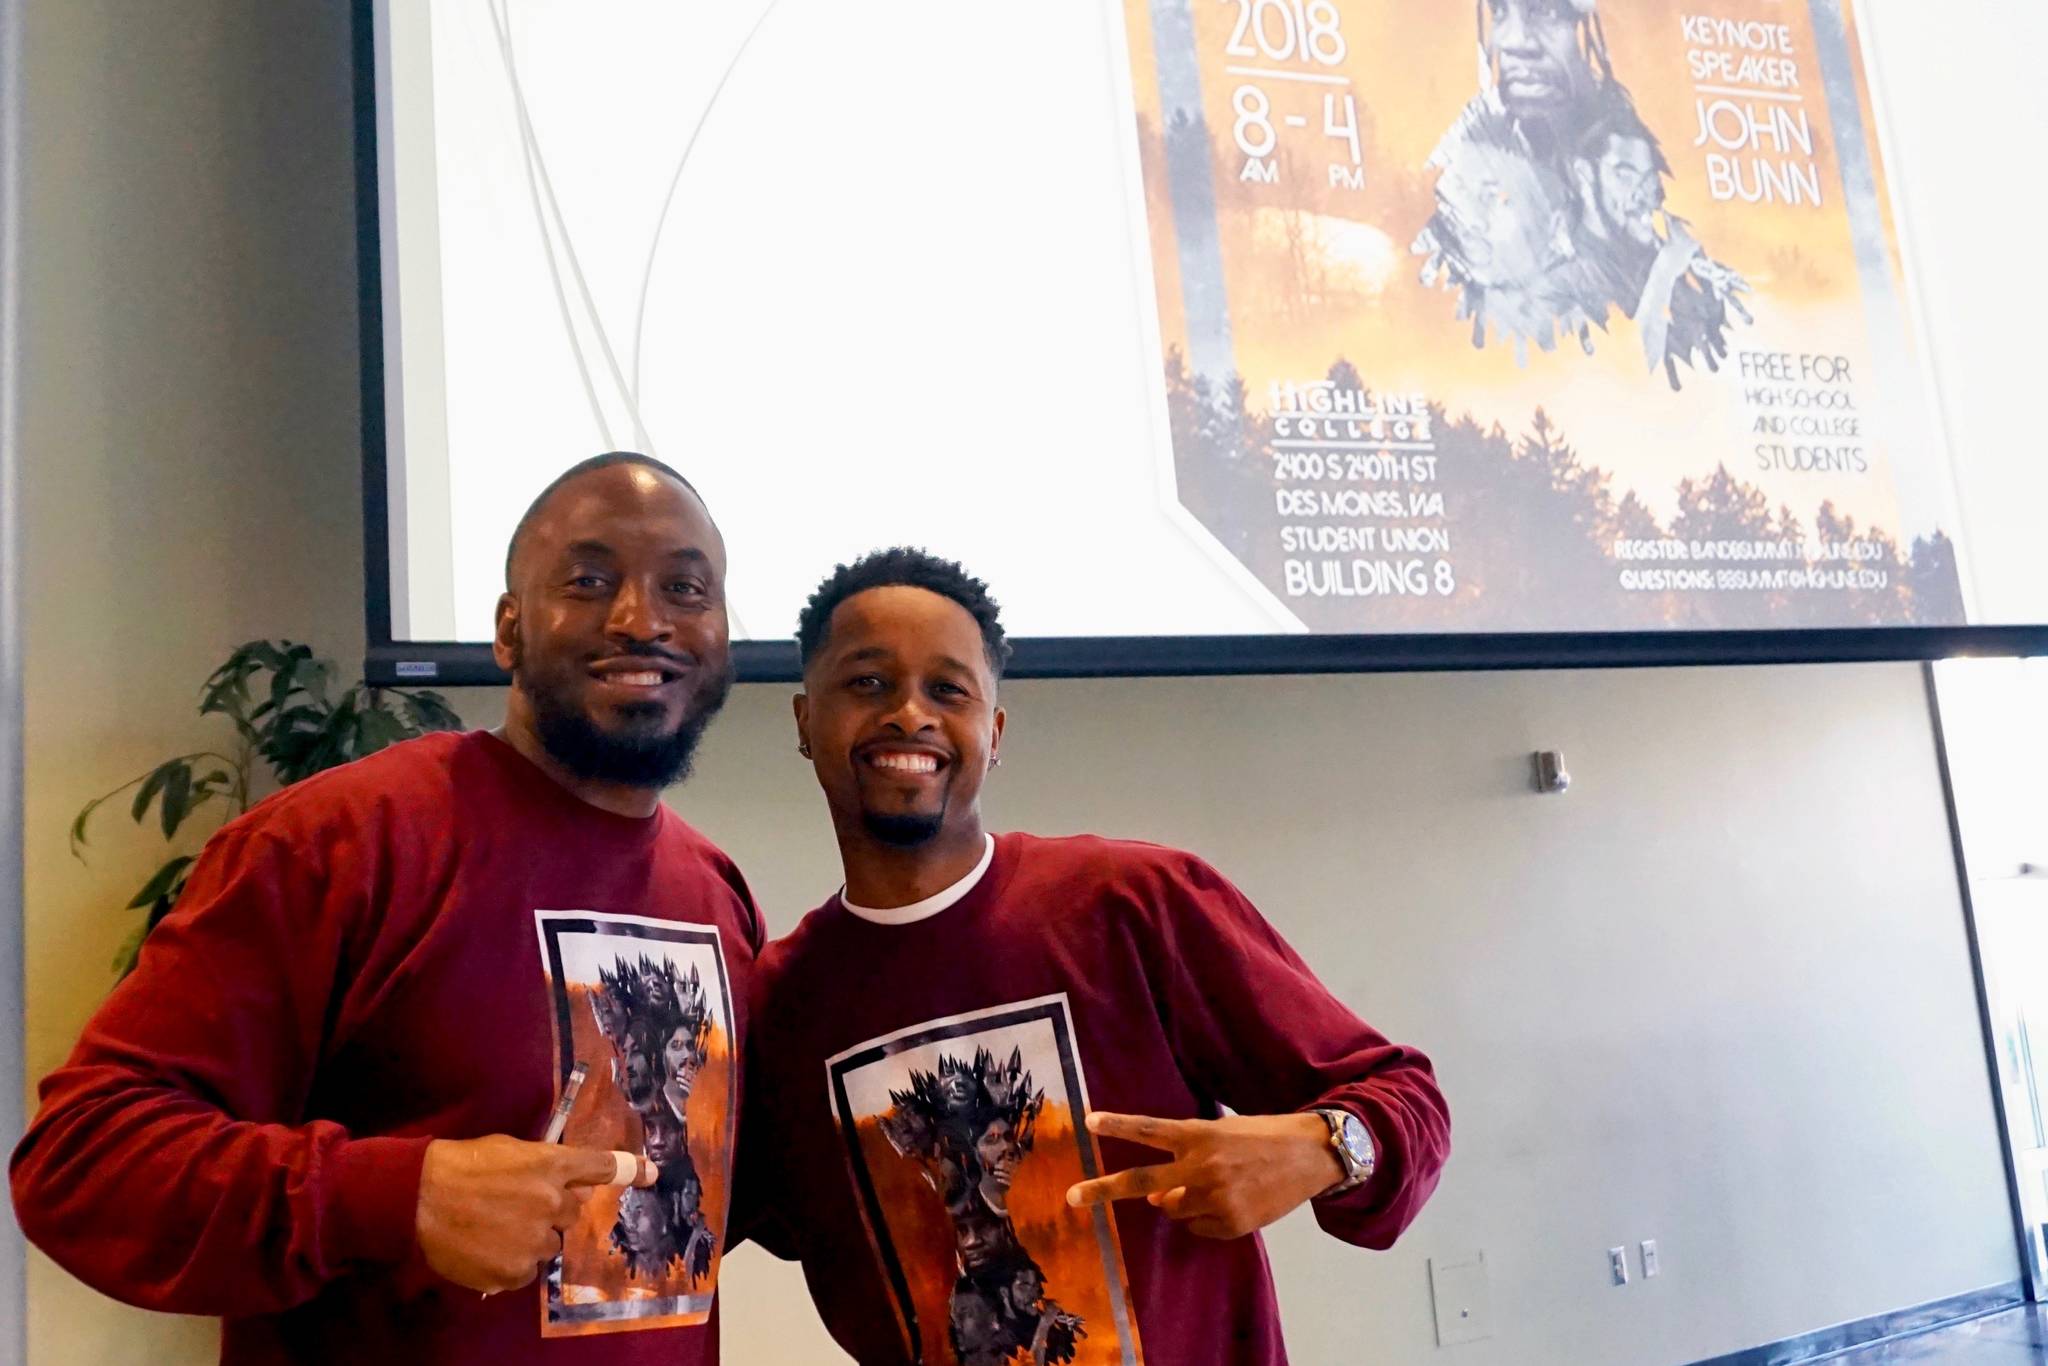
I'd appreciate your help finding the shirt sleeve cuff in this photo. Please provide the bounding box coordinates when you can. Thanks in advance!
[327,1135,434,1266]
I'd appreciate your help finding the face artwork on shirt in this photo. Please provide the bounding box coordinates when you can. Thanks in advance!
[536,912,737,1335]
[827,995,1144,1366]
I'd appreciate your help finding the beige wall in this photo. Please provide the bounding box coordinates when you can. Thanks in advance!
[17,3,363,1361]
[13,2,2020,1365]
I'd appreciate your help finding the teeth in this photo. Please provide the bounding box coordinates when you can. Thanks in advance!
[608,671,664,687]
[871,753,938,773]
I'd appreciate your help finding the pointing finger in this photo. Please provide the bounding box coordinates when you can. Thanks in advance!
[555,1146,622,1188]
[559,1147,657,1189]
[612,1151,659,1188]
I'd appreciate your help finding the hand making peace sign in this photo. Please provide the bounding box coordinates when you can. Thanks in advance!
[1065,1111,1351,1241]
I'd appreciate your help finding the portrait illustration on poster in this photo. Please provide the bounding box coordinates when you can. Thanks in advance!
[534,912,737,1336]
[1115,0,1966,634]
[1414,0,1753,381]
[827,996,1145,1366]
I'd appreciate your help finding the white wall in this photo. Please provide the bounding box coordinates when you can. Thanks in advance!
[13,1,2020,1364]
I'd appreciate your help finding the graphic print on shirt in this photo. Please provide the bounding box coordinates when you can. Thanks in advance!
[536,911,735,1336]
[826,994,1144,1366]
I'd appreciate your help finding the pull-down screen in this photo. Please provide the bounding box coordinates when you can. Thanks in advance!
[363,0,2048,674]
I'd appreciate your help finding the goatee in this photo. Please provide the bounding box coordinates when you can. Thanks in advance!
[862,810,944,847]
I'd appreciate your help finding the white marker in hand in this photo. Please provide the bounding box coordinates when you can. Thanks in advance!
[541,1062,589,1145]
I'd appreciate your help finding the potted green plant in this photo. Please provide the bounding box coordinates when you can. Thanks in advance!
[70,640,464,975]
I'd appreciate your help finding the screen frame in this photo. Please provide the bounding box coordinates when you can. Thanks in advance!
[350,0,2048,690]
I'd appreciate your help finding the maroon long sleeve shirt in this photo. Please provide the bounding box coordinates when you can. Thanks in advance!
[738,832,1448,1365]
[12,731,763,1365]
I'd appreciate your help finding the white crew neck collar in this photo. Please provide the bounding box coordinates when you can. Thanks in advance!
[841,834,996,926]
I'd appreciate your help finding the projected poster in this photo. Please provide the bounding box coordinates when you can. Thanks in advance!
[1115,0,1963,631]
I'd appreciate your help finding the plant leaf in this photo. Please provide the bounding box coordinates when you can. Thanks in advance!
[125,855,195,910]
[268,695,347,785]
[354,707,408,757]
[129,761,176,825]
[274,703,329,730]
[159,762,193,839]
[296,658,332,706]
[267,655,301,718]
[398,690,464,734]
[200,646,255,702]
[111,923,149,978]
[75,756,207,858]
[70,796,101,854]
[146,887,183,930]
[200,644,270,737]
[242,640,291,674]
[98,640,471,979]
[186,770,234,819]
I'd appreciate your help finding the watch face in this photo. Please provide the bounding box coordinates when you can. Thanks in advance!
[1340,1116,1374,1167]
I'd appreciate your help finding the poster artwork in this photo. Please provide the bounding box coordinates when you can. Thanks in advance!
[1116,0,1966,632]
[534,911,737,1336]
[827,995,1144,1366]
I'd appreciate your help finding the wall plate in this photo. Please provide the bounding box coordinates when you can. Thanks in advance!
[1429,1252,1494,1347]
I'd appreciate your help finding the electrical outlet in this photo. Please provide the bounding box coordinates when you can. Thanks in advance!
[1641,1239,1660,1278]
[1608,1246,1629,1286]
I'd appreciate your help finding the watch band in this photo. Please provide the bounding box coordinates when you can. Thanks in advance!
[1313,1107,1375,1198]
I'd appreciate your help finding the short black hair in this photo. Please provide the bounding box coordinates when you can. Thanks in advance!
[796,547,1012,678]
[504,451,701,588]
[1573,87,1671,176]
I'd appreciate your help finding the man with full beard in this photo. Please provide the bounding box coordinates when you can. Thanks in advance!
[1563,95,1751,382]
[12,453,760,1366]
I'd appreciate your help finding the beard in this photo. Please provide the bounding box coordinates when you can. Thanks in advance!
[862,808,945,847]
[1595,189,1658,249]
[526,656,736,790]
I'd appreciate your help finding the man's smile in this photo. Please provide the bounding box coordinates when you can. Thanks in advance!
[858,743,950,777]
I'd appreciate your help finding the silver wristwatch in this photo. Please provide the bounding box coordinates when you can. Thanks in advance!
[1312,1108,1376,1197]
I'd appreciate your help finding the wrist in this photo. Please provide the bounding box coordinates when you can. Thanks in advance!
[1292,1113,1347,1193]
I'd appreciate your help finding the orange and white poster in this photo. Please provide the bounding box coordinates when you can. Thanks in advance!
[1114,0,1964,630]
[827,996,1144,1366]
[535,912,736,1336]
